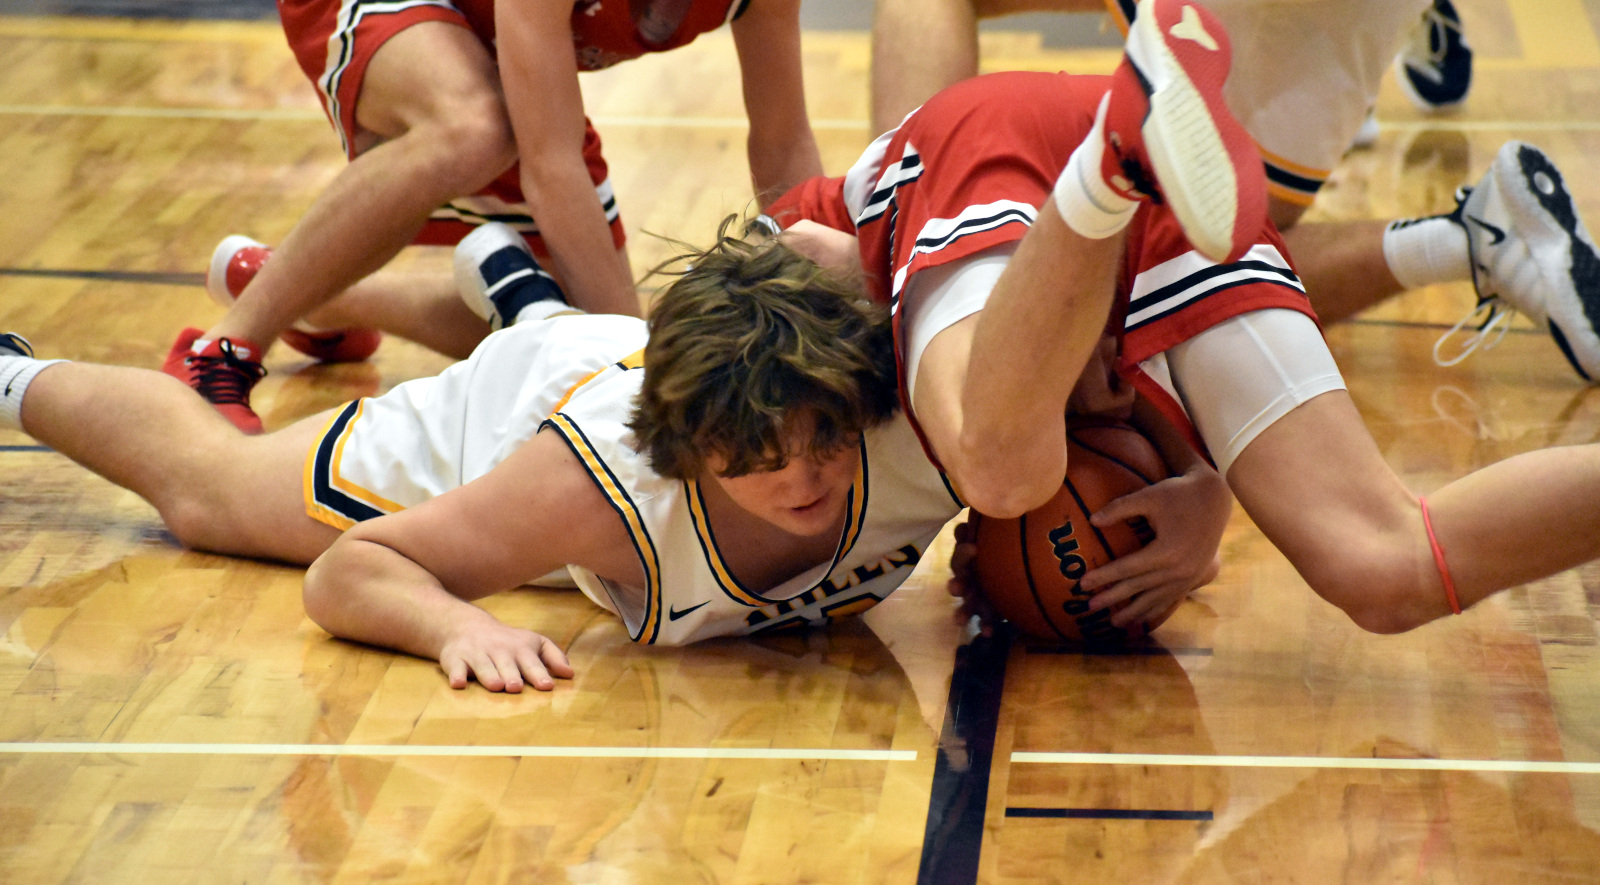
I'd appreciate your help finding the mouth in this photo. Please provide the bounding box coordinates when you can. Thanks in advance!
[790,495,829,516]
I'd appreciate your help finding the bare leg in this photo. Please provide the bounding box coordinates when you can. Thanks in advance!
[870,0,1103,136]
[1283,219,1409,324]
[301,271,491,360]
[205,22,515,349]
[912,202,1121,516]
[1226,391,1600,633]
[871,0,979,135]
[18,363,341,563]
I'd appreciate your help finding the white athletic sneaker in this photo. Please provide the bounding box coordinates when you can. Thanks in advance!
[1437,142,1600,380]
[453,222,569,330]
[0,332,32,359]
[1396,0,1472,112]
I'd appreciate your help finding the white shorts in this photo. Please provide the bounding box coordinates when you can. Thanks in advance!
[302,314,648,530]
[901,258,1345,475]
[1108,0,1431,206]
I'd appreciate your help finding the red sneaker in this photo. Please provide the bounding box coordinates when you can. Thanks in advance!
[206,235,382,363]
[162,330,267,434]
[162,327,205,381]
[1102,0,1266,262]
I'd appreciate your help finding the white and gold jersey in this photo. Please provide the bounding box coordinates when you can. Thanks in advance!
[547,362,963,646]
[303,314,964,646]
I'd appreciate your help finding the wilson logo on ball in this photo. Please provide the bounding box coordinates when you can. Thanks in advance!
[1047,522,1088,580]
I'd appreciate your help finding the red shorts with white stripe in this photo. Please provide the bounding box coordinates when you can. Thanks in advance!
[277,0,622,251]
[832,70,1319,463]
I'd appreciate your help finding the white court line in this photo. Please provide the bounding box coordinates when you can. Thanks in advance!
[0,104,869,130]
[0,742,914,761]
[1012,751,1600,775]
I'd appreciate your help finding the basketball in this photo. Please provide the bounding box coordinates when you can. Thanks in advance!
[970,419,1170,643]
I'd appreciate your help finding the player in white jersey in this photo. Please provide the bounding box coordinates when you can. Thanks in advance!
[0,224,961,689]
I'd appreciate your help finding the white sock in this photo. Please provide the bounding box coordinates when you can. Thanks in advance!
[0,355,66,432]
[1382,215,1470,290]
[1053,94,1139,240]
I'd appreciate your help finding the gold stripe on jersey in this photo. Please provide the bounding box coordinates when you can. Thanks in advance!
[302,399,407,530]
[1259,145,1330,207]
[548,348,646,417]
[303,406,356,530]
[327,400,407,515]
[685,441,869,607]
[548,411,665,642]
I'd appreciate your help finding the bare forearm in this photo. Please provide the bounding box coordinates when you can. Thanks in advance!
[748,131,823,209]
[522,161,639,316]
[302,535,495,661]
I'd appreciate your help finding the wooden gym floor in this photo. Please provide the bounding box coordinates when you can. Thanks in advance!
[3,1,1600,882]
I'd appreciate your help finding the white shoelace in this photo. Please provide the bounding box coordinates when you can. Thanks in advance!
[1433,297,1516,367]
[1408,6,1461,79]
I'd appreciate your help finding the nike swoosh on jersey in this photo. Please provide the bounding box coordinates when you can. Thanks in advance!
[668,600,711,621]
[1469,215,1507,246]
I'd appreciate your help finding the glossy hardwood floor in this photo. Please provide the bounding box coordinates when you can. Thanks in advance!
[3,3,1600,883]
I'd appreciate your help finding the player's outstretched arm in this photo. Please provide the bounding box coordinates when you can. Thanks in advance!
[304,536,572,692]
[1077,396,1231,627]
[497,0,639,317]
[732,0,824,207]
[302,430,629,691]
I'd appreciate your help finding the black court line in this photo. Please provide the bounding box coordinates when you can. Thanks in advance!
[1026,645,1213,657]
[0,445,52,452]
[1006,808,1213,821]
[0,0,277,20]
[0,268,204,287]
[916,628,1012,885]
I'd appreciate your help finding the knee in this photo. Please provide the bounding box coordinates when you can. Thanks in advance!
[398,97,517,193]
[156,495,230,553]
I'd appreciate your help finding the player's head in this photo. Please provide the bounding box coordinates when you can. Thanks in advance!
[630,216,897,483]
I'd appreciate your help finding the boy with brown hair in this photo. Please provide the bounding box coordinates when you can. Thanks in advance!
[0,224,973,692]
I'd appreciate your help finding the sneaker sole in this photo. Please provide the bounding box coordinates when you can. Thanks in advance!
[1128,0,1252,263]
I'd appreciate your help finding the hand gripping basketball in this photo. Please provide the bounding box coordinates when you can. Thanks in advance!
[970,418,1171,643]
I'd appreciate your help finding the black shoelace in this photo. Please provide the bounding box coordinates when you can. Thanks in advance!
[186,339,265,406]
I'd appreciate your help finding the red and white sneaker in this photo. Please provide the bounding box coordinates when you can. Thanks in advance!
[1103,0,1266,262]
[206,235,382,363]
[161,328,267,434]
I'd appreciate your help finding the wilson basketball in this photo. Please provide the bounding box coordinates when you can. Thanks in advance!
[970,419,1170,643]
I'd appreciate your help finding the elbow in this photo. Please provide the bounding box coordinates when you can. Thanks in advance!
[301,550,342,634]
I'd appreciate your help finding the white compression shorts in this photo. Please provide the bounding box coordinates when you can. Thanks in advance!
[902,254,1346,475]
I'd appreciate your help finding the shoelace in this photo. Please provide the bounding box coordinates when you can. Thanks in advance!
[186,339,265,406]
[1409,5,1462,78]
[1434,297,1516,367]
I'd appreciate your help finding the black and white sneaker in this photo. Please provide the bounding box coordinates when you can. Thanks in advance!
[1438,142,1600,381]
[0,332,33,358]
[453,222,570,330]
[1396,0,1472,111]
